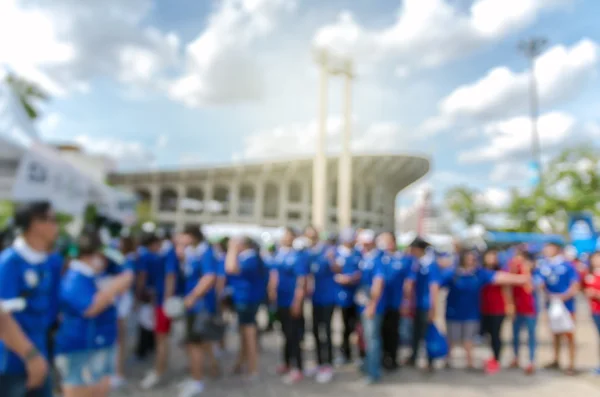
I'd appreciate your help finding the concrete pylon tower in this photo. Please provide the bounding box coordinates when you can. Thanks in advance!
[337,61,353,229]
[312,50,329,231]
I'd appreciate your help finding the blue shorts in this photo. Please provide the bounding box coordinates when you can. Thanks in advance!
[55,346,116,387]
[236,303,259,326]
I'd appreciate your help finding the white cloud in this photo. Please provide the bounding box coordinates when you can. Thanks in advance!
[72,134,154,170]
[0,0,179,96]
[458,111,597,163]
[489,162,529,183]
[36,112,62,139]
[479,187,511,208]
[168,0,296,107]
[313,0,568,75]
[236,115,406,160]
[423,39,599,133]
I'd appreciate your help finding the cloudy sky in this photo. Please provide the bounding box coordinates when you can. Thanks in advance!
[1,0,599,211]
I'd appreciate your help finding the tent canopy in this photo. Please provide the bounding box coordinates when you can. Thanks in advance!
[485,231,565,245]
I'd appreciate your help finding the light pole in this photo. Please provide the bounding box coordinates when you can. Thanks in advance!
[519,37,547,187]
[312,50,355,231]
[312,49,329,231]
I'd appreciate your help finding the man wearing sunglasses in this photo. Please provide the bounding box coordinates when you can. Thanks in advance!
[0,201,60,397]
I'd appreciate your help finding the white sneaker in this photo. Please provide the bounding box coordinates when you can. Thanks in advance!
[140,371,161,390]
[316,367,333,384]
[110,375,127,389]
[178,381,205,397]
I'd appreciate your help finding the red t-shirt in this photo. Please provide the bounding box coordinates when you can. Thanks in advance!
[510,261,536,316]
[481,283,506,315]
[583,273,600,314]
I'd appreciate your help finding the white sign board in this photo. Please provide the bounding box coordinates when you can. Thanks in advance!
[11,146,90,216]
[96,187,137,226]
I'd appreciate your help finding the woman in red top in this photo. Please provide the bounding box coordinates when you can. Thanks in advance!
[509,251,537,375]
[583,251,600,375]
[480,249,511,374]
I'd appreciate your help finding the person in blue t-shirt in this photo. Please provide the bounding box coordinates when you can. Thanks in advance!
[180,225,217,397]
[404,237,440,372]
[538,241,580,375]
[355,230,386,384]
[226,236,267,381]
[0,201,59,397]
[111,235,137,389]
[441,250,527,370]
[213,237,230,359]
[333,228,362,365]
[269,227,309,384]
[377,232,414,371]
[54,231,133,397]
[138,231,173,391]
[307,226,336,383]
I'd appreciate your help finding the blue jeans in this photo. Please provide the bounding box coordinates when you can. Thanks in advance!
[512,315,537,363]
[0,374,53,397]
[361,313,383,381]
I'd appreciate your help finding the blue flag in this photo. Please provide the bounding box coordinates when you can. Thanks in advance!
[568,212,597,255]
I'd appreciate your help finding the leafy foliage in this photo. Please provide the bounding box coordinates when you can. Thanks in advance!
[446,146,600,234]
[4,73,49,120]
[444,185,488,226]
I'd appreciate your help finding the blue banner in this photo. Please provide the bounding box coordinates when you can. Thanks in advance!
[568,212,597,255]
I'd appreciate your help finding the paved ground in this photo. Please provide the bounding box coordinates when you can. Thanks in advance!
[113,297,600,397]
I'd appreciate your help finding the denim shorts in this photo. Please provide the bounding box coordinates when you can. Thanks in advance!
[55,346,116,387]
[236,303,260,326]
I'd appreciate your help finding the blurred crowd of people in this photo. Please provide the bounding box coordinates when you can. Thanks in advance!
[1,201,600,397]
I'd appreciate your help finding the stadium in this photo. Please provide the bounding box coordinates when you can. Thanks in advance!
[108,152,430,232]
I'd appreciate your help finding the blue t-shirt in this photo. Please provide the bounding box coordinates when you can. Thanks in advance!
[407,254,441,310]
[0,245,59,374]
[184,243,217,314]
[46,252,64,328]
[311,245,337,306]
[384,252,414,310]
[538,256,579,312]
[442,268,496,321]
[55,261,118,354]
[334,246,361,308]
[356,250,386,314]
[162,242,184,296]
[273,247,309,309]
[137,247,167,305]
[228,249,267,305]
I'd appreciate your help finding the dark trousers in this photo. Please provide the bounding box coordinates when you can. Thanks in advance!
[341,305,363,360]
[481,314,504,361]
[382,309,400,369]
[410,309,432,365]
[135,325,155,359]
[313,304,334,366]
[278,308,304,370]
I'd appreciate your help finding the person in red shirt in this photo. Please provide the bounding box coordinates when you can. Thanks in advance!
[583,251,600,375]
[509,251,538,375]
[480,249,512,374]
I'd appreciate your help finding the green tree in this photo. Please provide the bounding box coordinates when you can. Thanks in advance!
[544,145,600,214]
[5,73,49,120]
[496,145,600,233]
[0,200,14,227]
[444,185,488,226]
